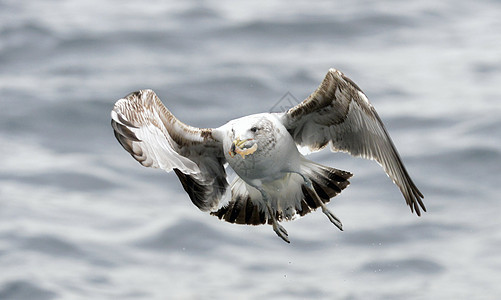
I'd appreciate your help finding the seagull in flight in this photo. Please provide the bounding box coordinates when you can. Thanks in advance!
[111,68,425,243]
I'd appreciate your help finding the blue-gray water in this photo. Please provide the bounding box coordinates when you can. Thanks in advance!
[1,0,500,299]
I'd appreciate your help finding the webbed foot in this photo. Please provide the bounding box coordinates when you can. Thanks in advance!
[272,222,290,243]
[322,207,343,231]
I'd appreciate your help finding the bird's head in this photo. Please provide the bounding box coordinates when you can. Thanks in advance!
[228,114,274,159]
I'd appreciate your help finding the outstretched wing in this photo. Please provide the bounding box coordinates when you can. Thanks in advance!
[111,89,228,211]
[281,69,425,215]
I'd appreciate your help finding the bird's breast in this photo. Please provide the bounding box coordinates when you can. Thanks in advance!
[225,131,300,181]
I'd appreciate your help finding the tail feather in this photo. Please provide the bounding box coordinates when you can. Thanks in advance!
[211,194,266,225]
[211,160,352,225]
[306,164,352,200]
[298,161,352,216]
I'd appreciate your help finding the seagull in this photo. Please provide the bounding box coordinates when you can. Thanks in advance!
[111,68,425,243]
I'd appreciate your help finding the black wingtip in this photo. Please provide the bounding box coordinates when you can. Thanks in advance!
[410,192,426,217]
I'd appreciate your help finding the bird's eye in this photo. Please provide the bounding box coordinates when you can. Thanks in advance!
[250,127,258,133]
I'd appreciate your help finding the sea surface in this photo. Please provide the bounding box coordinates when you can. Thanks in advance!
[1,0,501,299]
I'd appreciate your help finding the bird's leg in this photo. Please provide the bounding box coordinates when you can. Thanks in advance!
[297,173,343,231]
[266,202,290,243]
[257,187,290,243]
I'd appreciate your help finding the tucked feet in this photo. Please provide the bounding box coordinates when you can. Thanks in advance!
[301,176,344,232]
[322,207,343,231]
[263,199,290,243]
[272,221,290,243]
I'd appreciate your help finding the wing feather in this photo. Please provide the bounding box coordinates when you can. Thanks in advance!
[281,69,425,215]
[111,89,228,211]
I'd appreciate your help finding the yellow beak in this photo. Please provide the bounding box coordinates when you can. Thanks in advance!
[228,138,257,159]
[234,138,249,148]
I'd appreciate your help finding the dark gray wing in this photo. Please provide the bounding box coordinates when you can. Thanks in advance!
[281,69,425,215]
[111,89,228,211]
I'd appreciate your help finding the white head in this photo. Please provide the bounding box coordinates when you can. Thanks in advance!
[221,113,283,160]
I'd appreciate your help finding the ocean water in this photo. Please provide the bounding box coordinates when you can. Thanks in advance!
[1,0,501,299]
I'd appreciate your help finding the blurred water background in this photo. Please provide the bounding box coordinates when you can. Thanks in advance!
[1,0,501,299]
